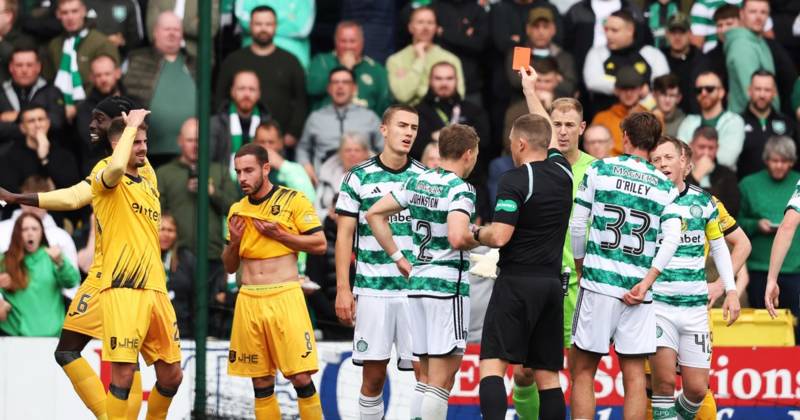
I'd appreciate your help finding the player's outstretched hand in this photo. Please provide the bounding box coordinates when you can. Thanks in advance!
[623,281,648,306]
[706,279,724,309]
[396,257,412,279]
[765,280,780,318]
[722,291,741,326]
[335,289,356,326]
[228,215,246,244]
[122,109,150,128]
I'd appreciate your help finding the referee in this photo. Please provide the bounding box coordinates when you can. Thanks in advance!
[473,67,573,420]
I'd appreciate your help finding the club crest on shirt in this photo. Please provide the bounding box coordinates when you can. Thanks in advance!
[690,204,703,219]
[271,205,281,215]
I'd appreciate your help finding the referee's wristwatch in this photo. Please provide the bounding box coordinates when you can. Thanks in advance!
[472,226,482,244]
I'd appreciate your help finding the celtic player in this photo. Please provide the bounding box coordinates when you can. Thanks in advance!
[366,124,479,420]
[648,136,740,420]
[569,112,682,419]
[334,105,426,420]
[765,178,800,317]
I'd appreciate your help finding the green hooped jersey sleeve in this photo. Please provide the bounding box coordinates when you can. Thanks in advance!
[788,179,800,214]
[654,185,720,307]
[575,156,679,299]
[397,168,476,297]
[335,156,427,297]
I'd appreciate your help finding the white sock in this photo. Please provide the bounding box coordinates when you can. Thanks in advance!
[652,394,677,420]
[421,385,449,420]
[359,392,384,420]
[675,392,702,420]
[410,382,427,420]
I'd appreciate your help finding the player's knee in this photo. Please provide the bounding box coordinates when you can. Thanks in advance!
[288,372,313,388]
[513,366,535,386]
[158,366,183,390]
[652,377,676,396]
[54,350,82,367]
[682,382,708,403]
[252,376,276,389]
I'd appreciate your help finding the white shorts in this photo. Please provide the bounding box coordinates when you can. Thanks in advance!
[353,294,414,370]
[572,287,656,356]
[409,295,470,357]
[655,302,712,369]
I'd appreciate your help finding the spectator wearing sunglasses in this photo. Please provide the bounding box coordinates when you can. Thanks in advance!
[678,70,745,171]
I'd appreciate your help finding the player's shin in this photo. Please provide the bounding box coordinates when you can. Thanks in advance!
[106,385,131,420]
[127,368,142,420]
[537,387,566,420]
[421,385,450,420]
[254,385,281,420]
[479,376,507,420]
[695,391,717,420]
[56,352,107,419]
[295,381,322,420]
[651,395,677,420]
[410,382,428,420]
[512,381,540,419]
[675,392,702,420]
[145,382,177,420]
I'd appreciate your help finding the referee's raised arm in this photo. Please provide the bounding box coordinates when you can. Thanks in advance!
[519,65,558,150]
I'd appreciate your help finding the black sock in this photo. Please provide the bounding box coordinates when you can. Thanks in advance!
[538,387,566,420]
[479,376,507,420]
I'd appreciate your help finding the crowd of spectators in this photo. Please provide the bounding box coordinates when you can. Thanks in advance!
[0,0,799,341]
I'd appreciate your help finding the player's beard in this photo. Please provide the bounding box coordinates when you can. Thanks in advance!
[246,172,265,196]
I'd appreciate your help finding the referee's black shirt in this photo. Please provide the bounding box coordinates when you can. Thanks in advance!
[492,148,573,277]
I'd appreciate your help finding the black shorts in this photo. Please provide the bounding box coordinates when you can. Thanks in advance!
[479,272,564,371]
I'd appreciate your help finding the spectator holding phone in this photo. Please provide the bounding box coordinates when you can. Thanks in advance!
[739,136,800,314]
[0,212,80,336]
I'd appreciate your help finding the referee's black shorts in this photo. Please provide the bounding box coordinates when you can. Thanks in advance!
[479,270,564,371]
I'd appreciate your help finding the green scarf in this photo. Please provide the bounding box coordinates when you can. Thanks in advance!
[54,28,88,105]
[228,102,261,180]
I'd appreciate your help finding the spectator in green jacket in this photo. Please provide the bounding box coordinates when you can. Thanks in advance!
[0,212,79,336]
[739,136,800,332]
[307,21,390,116]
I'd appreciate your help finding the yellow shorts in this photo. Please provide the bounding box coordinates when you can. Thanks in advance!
[63,280,103,339]
[228,282,318,378]
[100,288,182,365]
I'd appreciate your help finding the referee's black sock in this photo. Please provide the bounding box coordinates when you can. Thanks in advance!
[479,376,507,420]
[538,387,566,420]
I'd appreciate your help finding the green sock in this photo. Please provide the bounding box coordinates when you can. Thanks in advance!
[512,382,540,420]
